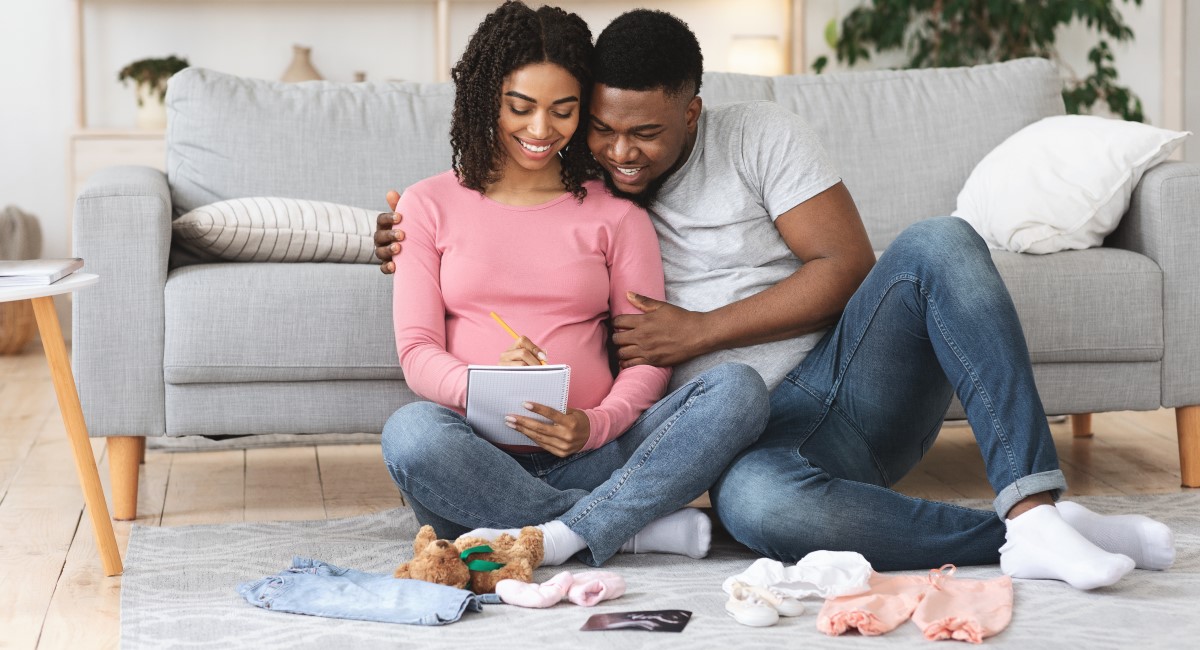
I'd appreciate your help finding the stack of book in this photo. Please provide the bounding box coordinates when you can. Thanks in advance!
[0,258,84,287]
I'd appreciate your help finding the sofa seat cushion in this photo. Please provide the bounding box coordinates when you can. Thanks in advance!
[162,249,1159,384]
[164,263,400,384]
[992,248,1162,363]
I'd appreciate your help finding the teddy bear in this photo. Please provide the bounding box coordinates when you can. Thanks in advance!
[394,524,545,594]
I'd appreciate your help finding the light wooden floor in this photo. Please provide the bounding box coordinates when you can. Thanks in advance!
[0,347,1191,649]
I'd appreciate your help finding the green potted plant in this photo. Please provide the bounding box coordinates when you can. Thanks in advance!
[812,0,1144,122]
[117,55,190,129]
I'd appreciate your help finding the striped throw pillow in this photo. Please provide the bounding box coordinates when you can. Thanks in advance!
[173,197,379,263]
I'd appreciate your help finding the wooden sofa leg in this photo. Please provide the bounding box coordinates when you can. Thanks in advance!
[108,436,143,521]
[1178,406,1200,488]
[1071,413,1093,438]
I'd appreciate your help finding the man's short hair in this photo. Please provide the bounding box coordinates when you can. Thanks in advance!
[593,9,704,97]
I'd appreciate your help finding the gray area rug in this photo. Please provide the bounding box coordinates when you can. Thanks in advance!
[122,493,1200,649]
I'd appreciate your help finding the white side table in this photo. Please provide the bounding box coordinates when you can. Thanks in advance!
[0,273,122,576]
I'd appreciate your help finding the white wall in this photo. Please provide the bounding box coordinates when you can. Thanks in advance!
[1,1,73,259]
[0,1,76,331]
[1187,2,1200,163]
[83,3,438,129]
[448,0,791,81]
[805,0,1169,126]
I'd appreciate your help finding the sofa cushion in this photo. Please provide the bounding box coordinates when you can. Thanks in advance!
[168,62,1061,250]
[702,59,1065,249]
[165,380,418,437]
[164,263,400,384]
[955,115,1189,254]
[161,248,1159,385]
[173,197,378,263]
[992,248,1162,363]
[166,68,454,216]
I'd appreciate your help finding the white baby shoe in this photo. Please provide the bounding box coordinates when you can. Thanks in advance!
[725,581,807,627]
[755,586,806,617]
[725,581,778,627]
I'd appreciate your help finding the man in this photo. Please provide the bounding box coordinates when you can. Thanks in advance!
[377,9,1173,589]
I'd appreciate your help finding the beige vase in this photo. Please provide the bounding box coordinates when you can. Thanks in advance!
[282,45,323,82]
[135,82,168,130]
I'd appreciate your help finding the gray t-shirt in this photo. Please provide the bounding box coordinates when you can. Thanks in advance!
[650,101,842,390]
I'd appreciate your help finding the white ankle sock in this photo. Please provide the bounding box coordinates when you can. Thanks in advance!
[999,504,1135,590]
[1056,500,1175,570]
[619,508,712,559]
[463,520,585,566]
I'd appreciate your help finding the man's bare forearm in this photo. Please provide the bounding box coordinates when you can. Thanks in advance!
[696,252,870,355]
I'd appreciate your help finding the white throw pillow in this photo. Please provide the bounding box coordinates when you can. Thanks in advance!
[953,115,1189,254]
[173,197,379,263]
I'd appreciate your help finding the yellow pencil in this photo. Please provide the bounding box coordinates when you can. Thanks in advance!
[489,311,546,365]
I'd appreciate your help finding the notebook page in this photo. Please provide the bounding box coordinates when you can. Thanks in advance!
[465,364,570,446]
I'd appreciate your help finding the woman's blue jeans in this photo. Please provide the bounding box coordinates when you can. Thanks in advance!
[382,362,769,567]
[711,217,1066,571]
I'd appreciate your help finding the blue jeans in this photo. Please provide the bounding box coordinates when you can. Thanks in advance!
[238,557,501,625]
[711,217,1067,571]
[382,362,769,566]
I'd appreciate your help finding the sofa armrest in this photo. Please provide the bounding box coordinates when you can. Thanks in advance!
[1107,161,1200,408]
[72,166,172,437]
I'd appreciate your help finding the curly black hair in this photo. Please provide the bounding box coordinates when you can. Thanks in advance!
[594,9,704,98]
[450,1,599,199]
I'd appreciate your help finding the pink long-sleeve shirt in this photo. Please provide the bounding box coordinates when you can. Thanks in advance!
[392,171,671,451]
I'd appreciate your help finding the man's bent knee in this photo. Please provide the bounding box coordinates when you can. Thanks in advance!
[894,216,986,257]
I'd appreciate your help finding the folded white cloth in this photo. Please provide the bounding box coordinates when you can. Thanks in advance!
[722,551,873,600]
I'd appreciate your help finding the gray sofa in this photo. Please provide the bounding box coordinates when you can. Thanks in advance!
[73,58,1200,519]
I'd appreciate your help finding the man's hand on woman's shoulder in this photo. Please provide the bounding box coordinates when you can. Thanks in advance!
[375,189,405,274]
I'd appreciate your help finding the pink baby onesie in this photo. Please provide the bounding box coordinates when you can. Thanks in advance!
[818,566,1013,644]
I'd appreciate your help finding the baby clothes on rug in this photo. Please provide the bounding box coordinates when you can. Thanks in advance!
[722,551,874,628]
[238,557,501,625]
[496,571,626,608]
[818,565,1012,644]
[722,551,874,599]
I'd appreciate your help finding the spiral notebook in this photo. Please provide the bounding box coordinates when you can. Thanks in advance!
[465,364,571,446]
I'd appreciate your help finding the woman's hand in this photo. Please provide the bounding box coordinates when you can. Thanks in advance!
[498,336,548,366]
[506,403,590,457]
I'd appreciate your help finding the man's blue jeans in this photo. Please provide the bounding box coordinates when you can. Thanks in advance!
[382,362,769,567]
[711,217,1067,571]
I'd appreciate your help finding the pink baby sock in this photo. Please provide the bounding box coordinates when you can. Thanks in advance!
[566,571,626,607]
[495,571,574,608]
[496,571,627,608]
